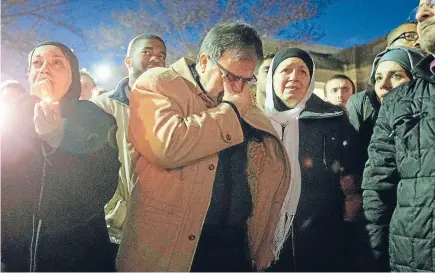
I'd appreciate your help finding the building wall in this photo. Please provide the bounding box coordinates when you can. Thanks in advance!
[344,64,373,92]
[339,36,387,92]
[313,81,326,100]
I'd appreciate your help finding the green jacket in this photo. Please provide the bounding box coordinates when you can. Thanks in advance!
[346,90,380,164]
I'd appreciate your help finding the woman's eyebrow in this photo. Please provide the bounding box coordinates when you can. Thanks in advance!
[389,70,406,73]
[32,54,66,59]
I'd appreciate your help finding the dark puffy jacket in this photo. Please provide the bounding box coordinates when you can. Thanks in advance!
[271,95,367,272]
[1,97,120,272]
[362,55,435,272]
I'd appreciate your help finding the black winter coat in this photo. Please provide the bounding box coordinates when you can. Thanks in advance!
[270,95,366,272]
[362,55,435,272]
[1,97,120,272]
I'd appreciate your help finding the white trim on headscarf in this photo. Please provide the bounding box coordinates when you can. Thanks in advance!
[265,52,317,258]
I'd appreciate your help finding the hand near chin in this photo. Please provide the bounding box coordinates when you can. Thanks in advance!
[31,79,54,102]
[34,101,64,149]
[222,75,251,117]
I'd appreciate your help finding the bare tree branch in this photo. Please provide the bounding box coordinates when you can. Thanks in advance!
[88,0,338,62]
[1,0,93,82]
[2,0,68,18]
[29,12,83,37]
[1,0,31,13]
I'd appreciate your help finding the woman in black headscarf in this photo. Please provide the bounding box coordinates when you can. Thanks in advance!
[265,48,365,271]
[1,42,119,272]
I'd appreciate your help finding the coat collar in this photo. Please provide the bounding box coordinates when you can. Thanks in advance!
[413,54,435,82]
[299,94,344,119]
[363,90,379,120]
[171,58,218,108]
[109,77,130,105]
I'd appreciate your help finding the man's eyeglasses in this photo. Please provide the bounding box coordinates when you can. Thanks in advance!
[389,31,419,46]
[409,0,435,22]
[211,57,257,85]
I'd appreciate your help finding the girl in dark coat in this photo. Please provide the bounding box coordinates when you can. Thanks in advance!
[346,46,424,164]
[361,49,435,272]
[1,42,119,272]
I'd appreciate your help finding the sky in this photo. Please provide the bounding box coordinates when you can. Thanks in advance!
[2,0,419,89]
[312,0,417,47]
[73,0,417,89]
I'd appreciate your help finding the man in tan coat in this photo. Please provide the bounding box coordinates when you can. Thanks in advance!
[117,22,293,272]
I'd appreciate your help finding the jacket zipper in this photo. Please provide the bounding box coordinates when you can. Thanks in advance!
[323,135,327,170]
[30,155,48,272]
[281,125,286,141]
[291,224,297,270]
[30,217,42,272]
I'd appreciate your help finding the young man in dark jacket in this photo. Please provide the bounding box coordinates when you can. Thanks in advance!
[91,34,166,245]
[362,2,435,271]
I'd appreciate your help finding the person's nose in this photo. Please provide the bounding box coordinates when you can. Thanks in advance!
[417,4,434,23]
[288,70,297,81]
[231,79,244,93]
[149,55,163,66]
[379,78,392,91]
[40,61,51,74]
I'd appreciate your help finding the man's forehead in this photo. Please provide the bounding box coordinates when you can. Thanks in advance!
[328,78,352,86]
[139,39,166,50]
[396,24,417,34]
[220,49,258,62]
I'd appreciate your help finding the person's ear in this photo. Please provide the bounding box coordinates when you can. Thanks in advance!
[125,56,132,69]
[199,53,209,73]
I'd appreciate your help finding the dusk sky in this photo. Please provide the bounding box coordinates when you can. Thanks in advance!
[74,0,417,86]
[3,0,419,89]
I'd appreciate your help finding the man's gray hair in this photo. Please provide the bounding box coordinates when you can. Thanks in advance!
[197,21,263,62]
